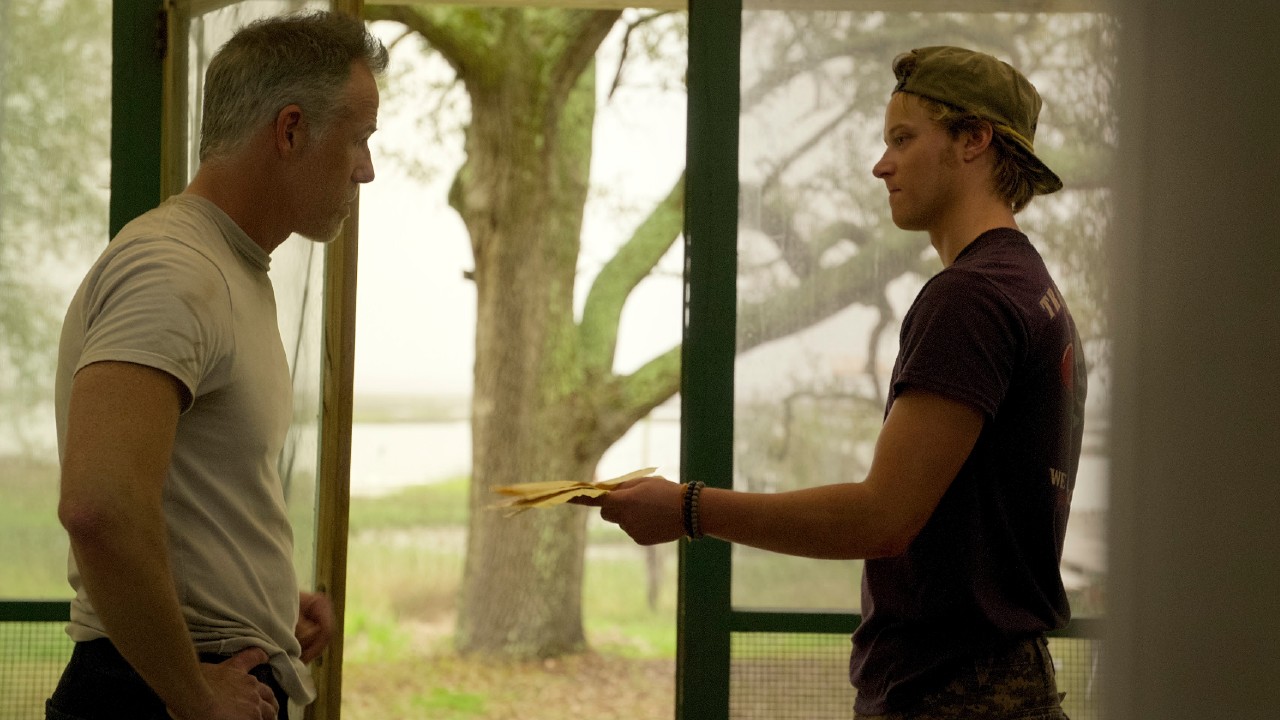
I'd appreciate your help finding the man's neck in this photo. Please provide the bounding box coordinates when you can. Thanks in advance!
[929,201,1018,267]
[184,155,289,255]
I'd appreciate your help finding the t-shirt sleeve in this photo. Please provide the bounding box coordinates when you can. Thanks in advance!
[892,269,1023,418]
[75,237,232,409]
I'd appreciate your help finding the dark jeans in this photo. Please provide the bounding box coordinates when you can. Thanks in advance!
[855,636,1069,720]
[45,638,288,720]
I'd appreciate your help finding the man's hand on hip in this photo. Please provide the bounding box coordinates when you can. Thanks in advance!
[169,647,279,720]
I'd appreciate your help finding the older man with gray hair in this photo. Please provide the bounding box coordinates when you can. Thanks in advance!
[48,11,386,720]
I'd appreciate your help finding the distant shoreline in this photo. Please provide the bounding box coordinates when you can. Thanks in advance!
[353,393,471,424]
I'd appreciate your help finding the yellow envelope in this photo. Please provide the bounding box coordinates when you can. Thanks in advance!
[493,467,659,516]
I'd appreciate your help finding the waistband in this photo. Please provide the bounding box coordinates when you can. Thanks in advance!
[47,638,288,719]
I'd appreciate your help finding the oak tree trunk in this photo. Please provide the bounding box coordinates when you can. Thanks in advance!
[452,38,603,658]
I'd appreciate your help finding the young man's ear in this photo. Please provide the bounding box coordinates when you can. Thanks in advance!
[962,121,995,162]
[274,105,306,154]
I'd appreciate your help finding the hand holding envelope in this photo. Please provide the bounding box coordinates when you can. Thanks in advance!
[492,467,661,516]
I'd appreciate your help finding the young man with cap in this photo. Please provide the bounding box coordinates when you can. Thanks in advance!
[579,46,1086,718]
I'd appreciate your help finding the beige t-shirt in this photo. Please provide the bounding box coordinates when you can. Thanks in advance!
[54,194,313,704]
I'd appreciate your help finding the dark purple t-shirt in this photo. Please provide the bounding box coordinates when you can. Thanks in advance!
[850,228,1087,714]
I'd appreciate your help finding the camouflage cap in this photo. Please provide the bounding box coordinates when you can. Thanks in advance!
[893,45,1063,195]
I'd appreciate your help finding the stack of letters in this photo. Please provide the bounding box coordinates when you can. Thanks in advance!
[493,467,659,515]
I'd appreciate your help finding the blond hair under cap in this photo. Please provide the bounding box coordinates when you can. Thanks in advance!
[892,45,1063,195]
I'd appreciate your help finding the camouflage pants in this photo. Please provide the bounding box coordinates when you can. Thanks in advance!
[855,636,1068,720]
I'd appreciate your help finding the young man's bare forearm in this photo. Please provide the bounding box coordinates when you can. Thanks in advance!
[699,484,908,560]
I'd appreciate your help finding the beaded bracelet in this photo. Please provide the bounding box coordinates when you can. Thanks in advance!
[682,481,706,540]
[681,482,695,537]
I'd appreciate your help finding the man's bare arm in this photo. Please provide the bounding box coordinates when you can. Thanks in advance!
[58,361,275,719]
[701,390,983,559]
[592,390,983,559]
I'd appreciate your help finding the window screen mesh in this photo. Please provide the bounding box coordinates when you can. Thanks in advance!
[730,632,856,719]
[0,621,72,719]
[1050,636,1104,720]
[729,631,1103,719]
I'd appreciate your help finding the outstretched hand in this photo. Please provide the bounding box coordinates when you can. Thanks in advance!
[171,647,278,720]
[573,476,687,545]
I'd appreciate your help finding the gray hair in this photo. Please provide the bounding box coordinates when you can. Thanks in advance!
[198,10,388,162]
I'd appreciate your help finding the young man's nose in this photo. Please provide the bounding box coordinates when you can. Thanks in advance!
[872,154,892,179]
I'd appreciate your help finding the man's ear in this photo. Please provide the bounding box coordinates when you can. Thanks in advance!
[275,104,306,155]
[962,121,995,162]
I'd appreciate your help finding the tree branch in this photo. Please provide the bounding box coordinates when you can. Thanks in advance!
[745,94,866,278]
[864,294,894,400]
[741,45,858,114]
[593,344,681,454]
[737,234,930,356]
[549,11,622,112]
[579,172,685,374]
[774,389,884,460]
[607,10,676,101]
[364,4,490,80]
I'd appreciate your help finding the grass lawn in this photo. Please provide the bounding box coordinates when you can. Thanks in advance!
[342,651,674,720]
[0,456,71,598]
[341,476,679,718]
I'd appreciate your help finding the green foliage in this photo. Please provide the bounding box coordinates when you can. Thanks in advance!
[0,0,111,415]
[407,687,486,717]
[0,0,111,242]
[348,475,471,530]
[3,528,69,599]
[582,548,678,658]
[344,604,414,662]
[0,456,70,598]
[344,512,466,663]
[734,550,862,612]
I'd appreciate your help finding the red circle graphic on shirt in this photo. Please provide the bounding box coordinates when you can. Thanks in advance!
[1060,343,1075,390]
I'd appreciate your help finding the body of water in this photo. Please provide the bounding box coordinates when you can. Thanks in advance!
[349,417,684,497]
[350,417,1109,583]
[349,419,1109,511]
